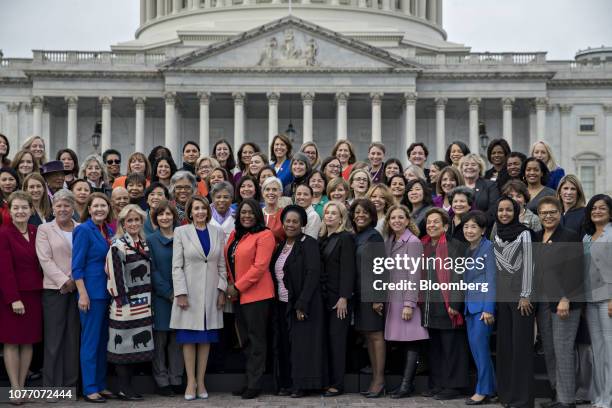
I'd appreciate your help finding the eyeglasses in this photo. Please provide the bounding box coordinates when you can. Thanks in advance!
[539,210,559,217]
[174,186,192,192]
[106,160,120,165]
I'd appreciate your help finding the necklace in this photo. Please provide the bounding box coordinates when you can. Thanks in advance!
[282,242,294,254]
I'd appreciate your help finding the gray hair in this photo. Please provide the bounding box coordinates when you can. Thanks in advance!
[169,170,197,195]
[210,180,234,201]
[52,189,76,208]
[447,186,475,206]
[79,154,109,185]
[261,176,283,191]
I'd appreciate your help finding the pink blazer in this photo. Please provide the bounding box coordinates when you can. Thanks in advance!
[35,219,79,290]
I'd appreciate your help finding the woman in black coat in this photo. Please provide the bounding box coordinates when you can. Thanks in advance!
[319,200,355,397]
[350,198,387,398]
[270,205,326,398]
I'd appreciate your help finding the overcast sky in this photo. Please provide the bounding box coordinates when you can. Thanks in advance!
[1,0,611,59]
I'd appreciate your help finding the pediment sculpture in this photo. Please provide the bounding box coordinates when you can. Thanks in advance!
[257,29,319,67]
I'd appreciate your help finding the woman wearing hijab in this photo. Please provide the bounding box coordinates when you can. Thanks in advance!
[493,196,535,408]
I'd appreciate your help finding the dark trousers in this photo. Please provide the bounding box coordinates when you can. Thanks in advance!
[42,289,80,388]
[326,306,350,390]
[496,302,535,408]
[428,328,470,391]
[236,299,270,390]
[272,300,292,390]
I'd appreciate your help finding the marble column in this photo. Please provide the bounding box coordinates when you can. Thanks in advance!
[404,92,417,150]
[559,104,572,173]
[435,98,447,160]
[164,92,177,158]
[400,0,410,14]
[134,97,146,153]
[436,0,442,25]
[147,0,156,19]
[381,0,391,11]
[604,105,612,193]
[32,96,43,137]
[330,0,339,5]
[157,0,166,16]
[66,96,78,154]
[417,0,426,18]
[172,0,181,13]
[233,92,246,149]
[191,0,199,9]
[7,102,20,149]
[198,92,211,155]
[100,96,112,154]
[535,97,548,142]
[302,92,315,143]
[336,92,349,141]
[468,97,481,153]
[358,0,367,9]
[267,92,280,147]
[428,0,437,22]
[371,92,383,143]
[502,97,514,148]
[42,105,50,152]
[140,0,147,24]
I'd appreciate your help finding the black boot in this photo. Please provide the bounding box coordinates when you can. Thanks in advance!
[391,350,418,399]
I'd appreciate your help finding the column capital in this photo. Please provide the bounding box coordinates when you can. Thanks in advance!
[164,92,176,105]
[65,96,79,107]
[535,97,549,110]
[603,104,612,115]
[23,103,33,113]
[301,92,315,105]
[468,97,481,109]
[370,92,384,105]
[197,92,211,105]
[267,92,280,105]
[31,96,44,108]
[7,102,21,113]
[501,97,515,109]
[232,92,246,105]
[335,92,350,104]
[435,97,447,109]
[559,104,573,114]
[403,92,418,105]
[133,97,146,109]
[99,96,113,107]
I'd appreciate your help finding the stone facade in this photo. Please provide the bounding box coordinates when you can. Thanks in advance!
[1,2,612,196]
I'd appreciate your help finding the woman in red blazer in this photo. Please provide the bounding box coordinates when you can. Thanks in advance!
[225,198,275,400]
[0,191,43,395]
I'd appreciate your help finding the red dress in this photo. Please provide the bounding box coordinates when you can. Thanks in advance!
[0,223,43,344]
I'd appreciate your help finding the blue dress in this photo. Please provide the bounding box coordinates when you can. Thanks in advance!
[176,227,220,344]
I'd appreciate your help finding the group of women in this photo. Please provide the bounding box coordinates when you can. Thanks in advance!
[0,131,610,408]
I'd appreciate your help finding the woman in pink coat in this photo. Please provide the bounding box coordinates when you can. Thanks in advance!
[383,204,428,399]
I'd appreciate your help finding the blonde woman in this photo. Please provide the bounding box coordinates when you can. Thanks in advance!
[23,173,52,225]
[318,201,355,397]
[300,141,321,169]
[530,141,565,189]
[459,154,499,219]
[366,184,395,234]
[348,168,372,202]
[195,156,220,197]
[80,155,112,197]
[21,135,47,166]
[326,177,350,208]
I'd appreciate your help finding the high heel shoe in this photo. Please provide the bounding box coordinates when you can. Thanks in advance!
[365,385,386,398]
[197,392,209,399]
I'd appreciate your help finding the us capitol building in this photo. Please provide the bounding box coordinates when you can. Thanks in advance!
[1,0,611,194]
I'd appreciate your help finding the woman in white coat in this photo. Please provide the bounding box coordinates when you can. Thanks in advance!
[170,196,227,400]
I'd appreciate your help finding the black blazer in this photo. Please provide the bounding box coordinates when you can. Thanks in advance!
[560,207,585,238]
[319,231,356,309]
[533,226,584,311]
[473,178,500,224]
[270,234,322,315]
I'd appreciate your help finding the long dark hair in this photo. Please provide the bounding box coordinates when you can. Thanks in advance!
[521,157,550,186]
[56,148,79,178]
[212,139,236,173]
[236,175,261,203]
[237,142,261,173]
[405,178,433,211]
[235,198,267,239]
[151,156,178,183]
[583,194,612,236]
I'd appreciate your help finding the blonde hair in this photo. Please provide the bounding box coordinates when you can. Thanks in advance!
[195,156,220,173]
[79,154,109,186]
[556,174,586,210]
[319,200,352,237]
[365,184,395,215]
[22,172,51,219]
[326,177,350,199]
[458,153,485,177]
[299,142,320,168]
[21,136,47,165]
[530,140,558,171]
[114,204,147,240]
[404,164,427,181]
[383,204,420,237]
